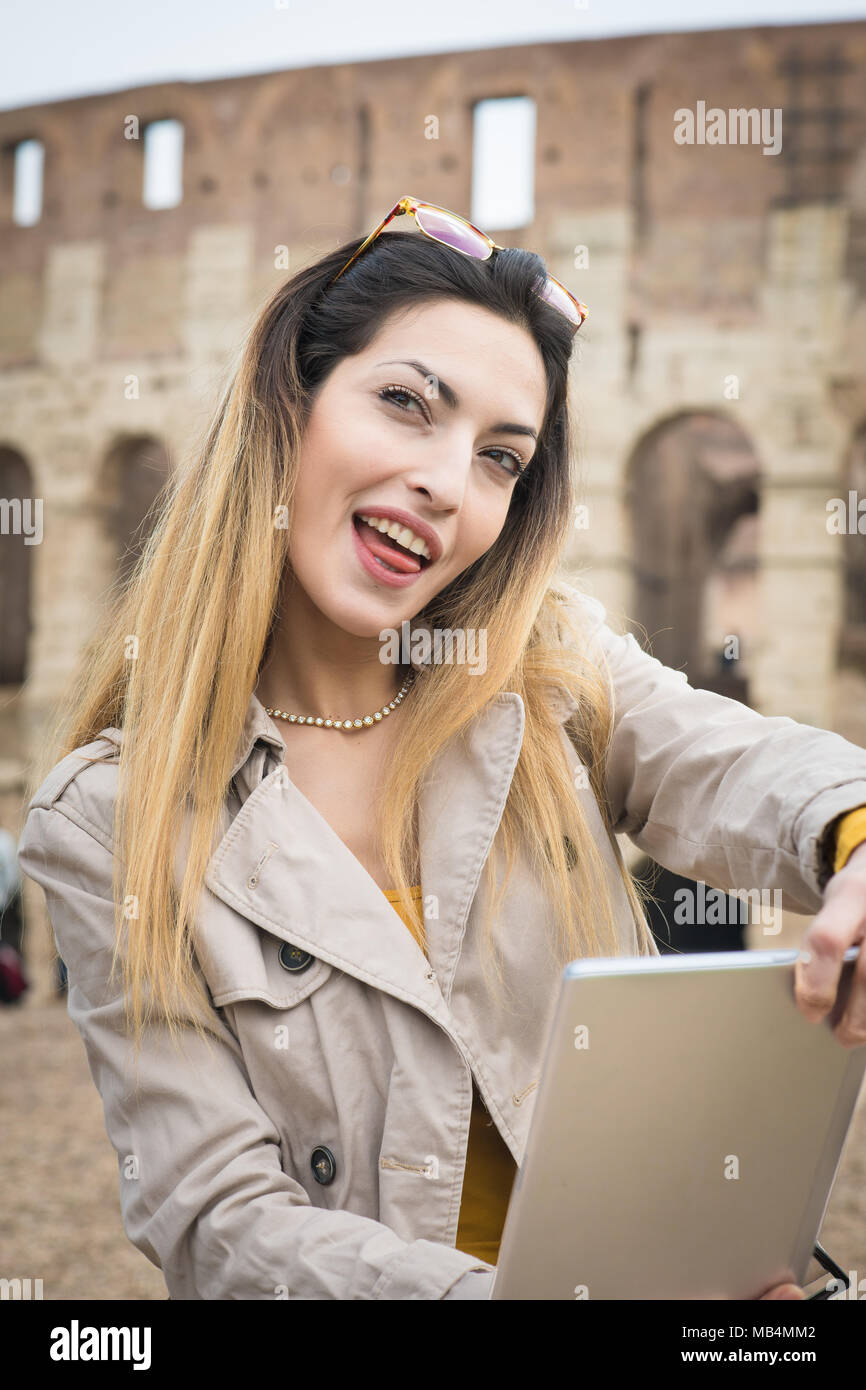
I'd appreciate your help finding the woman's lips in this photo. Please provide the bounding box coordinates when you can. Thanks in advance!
[352,516,426,582]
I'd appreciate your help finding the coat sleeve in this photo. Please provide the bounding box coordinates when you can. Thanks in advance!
[569,590,866,914]
[16,802,494,1301]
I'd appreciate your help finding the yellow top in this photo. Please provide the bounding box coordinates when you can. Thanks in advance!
[833,807,866,873]
[381,884,516,1266]
[376,811,866,1263]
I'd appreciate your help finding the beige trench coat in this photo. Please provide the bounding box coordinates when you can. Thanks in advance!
[17,592,866,1300]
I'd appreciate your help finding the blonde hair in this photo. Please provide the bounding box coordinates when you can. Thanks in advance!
[29,229,655,1057]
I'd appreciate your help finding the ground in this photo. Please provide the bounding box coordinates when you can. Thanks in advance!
[0,998,166,1300]
[1,995,864,1300]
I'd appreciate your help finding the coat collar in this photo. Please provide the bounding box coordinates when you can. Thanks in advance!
[203,680,578,1010]
[203,689,528,1015]
[97,680,579,790]
[230,678,579,786]
[96,679,580,1019]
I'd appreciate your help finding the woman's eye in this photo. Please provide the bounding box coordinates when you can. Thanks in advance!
[379,384,526,478]
[483,448,526,478]
[379,384,425,414]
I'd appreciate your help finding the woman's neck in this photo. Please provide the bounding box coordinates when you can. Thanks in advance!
[255,649,410,721]
[255,581,411,719]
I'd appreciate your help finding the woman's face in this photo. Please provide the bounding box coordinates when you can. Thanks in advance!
[286,297,549,637]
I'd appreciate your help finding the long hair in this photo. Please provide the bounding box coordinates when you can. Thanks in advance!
[31,227,655,1056]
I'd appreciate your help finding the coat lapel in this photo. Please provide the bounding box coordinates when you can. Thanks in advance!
[204,690,534,1011]
[97,680,580,1014]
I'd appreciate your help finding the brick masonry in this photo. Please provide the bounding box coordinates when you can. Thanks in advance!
[2,20,866,988]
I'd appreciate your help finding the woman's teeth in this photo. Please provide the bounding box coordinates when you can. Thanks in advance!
[357,513,432,562]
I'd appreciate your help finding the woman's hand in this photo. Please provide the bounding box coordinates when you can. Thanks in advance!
[718,841,865,1304]
[795,840,866,1047]
[699,1281,806,1299]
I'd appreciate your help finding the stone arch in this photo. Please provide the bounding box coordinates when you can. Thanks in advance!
[95,435,173,589]
[86,89,216,214]
[0,114,78,226]
[625,409,762,703]
[235,69,355,157]
[0,109,77,165]
[0,446,36,686]
[91,87,213,167]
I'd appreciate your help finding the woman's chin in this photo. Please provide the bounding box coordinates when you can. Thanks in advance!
[312,590,414,641]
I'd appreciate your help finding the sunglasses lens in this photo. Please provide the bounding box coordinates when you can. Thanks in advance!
[537,276,587,331]
[350,199,587,334]
[414,204,492,259]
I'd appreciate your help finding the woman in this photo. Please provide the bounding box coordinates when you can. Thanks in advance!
[17,197,866,1301]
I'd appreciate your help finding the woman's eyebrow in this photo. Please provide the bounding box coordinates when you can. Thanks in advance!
[375,358,539,443]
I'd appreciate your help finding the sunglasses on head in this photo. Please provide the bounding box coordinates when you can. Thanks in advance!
[328,195,587,335]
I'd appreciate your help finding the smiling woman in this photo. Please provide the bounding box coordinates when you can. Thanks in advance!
[16,205,866,1303]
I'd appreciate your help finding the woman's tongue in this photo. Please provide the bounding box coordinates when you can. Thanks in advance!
[355,517,421,574]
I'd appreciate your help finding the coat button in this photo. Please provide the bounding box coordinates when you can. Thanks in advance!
[278,942,313,972]
[311,1146,336,1184]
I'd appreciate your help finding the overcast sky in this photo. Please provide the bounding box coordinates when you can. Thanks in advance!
[3,0,865,113]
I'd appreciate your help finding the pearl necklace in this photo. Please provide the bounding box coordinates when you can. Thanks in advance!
[264,671,415,731]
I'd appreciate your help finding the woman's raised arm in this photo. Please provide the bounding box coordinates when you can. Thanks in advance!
[569,590,866,913]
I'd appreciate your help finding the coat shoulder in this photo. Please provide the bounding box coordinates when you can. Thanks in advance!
[23,730,121,852]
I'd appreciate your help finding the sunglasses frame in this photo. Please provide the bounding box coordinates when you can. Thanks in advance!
[328,194,587,334]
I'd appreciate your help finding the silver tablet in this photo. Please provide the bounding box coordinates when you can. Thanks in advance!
[491,947,866,1300]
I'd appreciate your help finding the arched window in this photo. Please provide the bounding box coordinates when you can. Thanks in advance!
[626,412,760,703]
[143,119,184,210]
[98,437,172,588]
[12,138,44,226]
[471,97,536,230]
[626,415,762,956]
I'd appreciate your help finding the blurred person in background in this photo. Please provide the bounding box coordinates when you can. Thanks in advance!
[0,824,28,1003]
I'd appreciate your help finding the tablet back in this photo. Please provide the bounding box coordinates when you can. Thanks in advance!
[491,948,866,1300]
